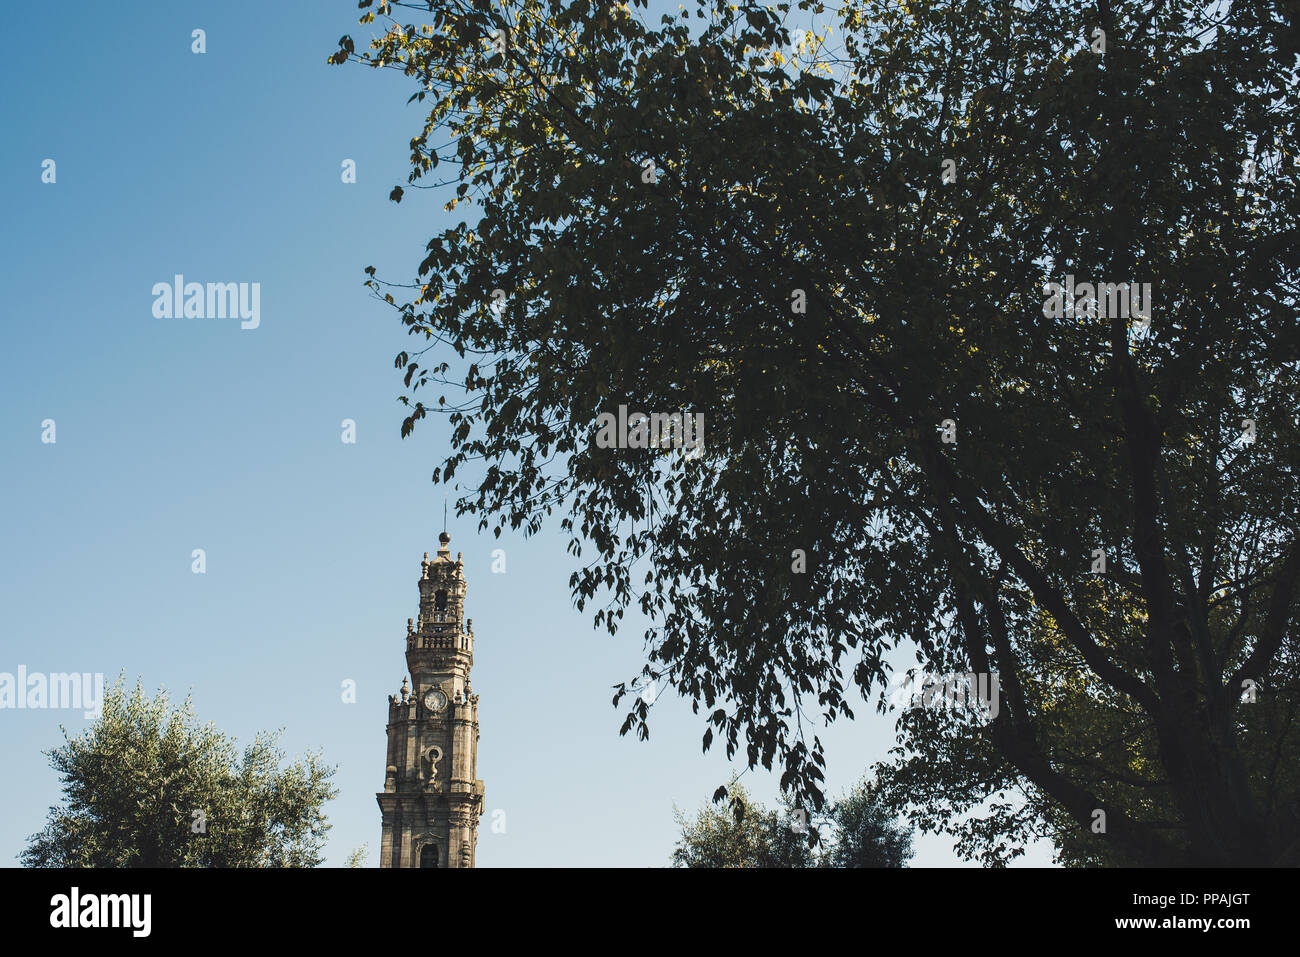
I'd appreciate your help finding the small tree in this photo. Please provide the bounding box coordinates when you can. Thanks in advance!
[345,844,370,868]
[824,778,913,868]
[22,677,337,868]
[672,778,814,868]
[672,776,911,867]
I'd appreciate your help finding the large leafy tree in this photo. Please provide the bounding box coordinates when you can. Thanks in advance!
[879,605,1300,866]
[22,678,337,867]
[332,0,1300,864]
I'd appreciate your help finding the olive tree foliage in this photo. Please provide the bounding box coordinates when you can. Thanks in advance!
[332,0,1300,865]
[825,776,914,867]
[672,776,912,866]
[22,677,337,868]
[672,778,817,867]
[345,844,371,867]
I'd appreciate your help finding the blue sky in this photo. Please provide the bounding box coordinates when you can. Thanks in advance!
[0,0,1053,867]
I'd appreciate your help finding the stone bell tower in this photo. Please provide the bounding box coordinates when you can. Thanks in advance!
[377,532,485,867]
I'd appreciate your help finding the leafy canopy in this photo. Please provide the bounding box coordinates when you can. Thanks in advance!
[333,0,1300,865]
[672,776,912,867]
[22,677,337,868]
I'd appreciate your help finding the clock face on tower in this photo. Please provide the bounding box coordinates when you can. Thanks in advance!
[423,688,448,714]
